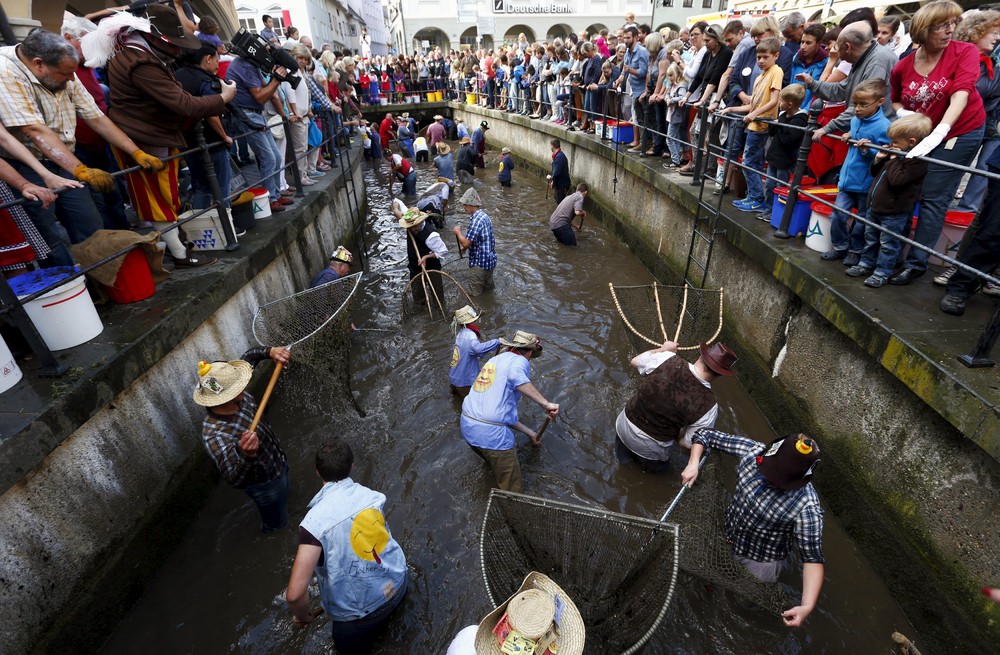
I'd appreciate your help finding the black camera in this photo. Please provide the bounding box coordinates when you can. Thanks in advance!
[229,28,301,89]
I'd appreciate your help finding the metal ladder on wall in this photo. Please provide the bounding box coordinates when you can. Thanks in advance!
[682,111,729,289]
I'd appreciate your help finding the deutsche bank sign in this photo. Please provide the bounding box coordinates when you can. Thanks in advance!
[493,0,575,14]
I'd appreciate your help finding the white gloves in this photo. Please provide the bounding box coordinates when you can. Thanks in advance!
[907,123,950,159]
[895,108,915,118]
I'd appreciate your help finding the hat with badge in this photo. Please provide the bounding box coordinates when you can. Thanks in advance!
[398,207,429,228]
[329,246,353,265]
[757,434,821,490]
[192,360,253,407]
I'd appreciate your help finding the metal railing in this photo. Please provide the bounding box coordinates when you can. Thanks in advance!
[0,108,363,376]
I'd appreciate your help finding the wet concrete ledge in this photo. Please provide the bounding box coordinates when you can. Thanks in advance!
[449,102,1000,652]
[0,147,364,653]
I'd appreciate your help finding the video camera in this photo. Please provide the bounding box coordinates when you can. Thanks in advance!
[229,28,301,89]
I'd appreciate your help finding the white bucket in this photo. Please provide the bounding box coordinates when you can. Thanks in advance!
[11,267,103,351]
[806,204,834,253]
[251,189,272,219]
[177,208,237,251]
[0,334,22,394]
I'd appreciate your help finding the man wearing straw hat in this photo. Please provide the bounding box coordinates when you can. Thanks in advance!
[426,114,447,148]
[310,245,353,288]
[682,429,825,627]
[395,205,447,307]
[433,141,455,186]
[615,340,737,472]
[460,330,559,492]
[286,437,407,653]
[449,304,500,398]
[195,346,291,532]
[453,187,497,297]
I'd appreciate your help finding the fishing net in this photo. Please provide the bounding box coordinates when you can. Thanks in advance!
[480,490,680,655]
[609,283,724,354]
[668,456,791,617]
[252,272,362,348]
[400,268,477,321]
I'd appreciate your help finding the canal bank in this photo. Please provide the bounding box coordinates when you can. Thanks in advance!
[451,102,1000,651]
[0,147,365,654]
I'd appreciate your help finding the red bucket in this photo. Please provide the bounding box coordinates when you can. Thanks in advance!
[105,249,154,304]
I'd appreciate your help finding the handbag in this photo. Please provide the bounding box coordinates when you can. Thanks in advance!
[308,119,322,148]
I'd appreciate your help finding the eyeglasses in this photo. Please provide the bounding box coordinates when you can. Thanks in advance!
[852,99,880,109]
[931,19,959,33]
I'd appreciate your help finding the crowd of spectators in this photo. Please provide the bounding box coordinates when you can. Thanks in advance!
[0,1,364,278]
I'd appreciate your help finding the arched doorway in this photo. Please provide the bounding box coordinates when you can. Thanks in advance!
[412,27,450,53]
[655,22,681,34]
[502,24,536,46]
[547,23,574,41]
[584,23,609,38]
[460,26,493,51]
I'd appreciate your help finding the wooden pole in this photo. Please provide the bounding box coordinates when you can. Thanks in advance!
[249,362,284,432]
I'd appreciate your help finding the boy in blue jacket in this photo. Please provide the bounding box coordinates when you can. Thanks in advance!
[821,79,890,266]
[498,147,514,187]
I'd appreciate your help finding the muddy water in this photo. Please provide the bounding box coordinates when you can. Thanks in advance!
[97,150,919,654]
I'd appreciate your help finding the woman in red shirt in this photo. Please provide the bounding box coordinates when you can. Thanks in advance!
[888,0,986,284]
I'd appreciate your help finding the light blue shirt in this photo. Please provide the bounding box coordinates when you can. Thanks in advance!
[450,328,501,387]
[457,123,470,140]
[460,351,531,450]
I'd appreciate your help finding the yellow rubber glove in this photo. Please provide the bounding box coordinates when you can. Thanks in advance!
[132,149,165,172]
[73,164,114,193]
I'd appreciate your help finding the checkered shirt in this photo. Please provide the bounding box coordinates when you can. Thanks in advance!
[0,46,104,158]
[693,428,825,564]
[304,74,333,110]
[465,209,497,270]
[201,392,287,489]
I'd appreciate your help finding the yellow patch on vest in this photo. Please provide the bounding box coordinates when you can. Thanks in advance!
[350,508,390,563]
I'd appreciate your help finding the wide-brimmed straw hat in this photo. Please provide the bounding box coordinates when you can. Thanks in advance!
[192,360,253,407]
[402,112,410,118]
[501,147,511,154]
[474,572,585,655]
[500,330,541,351]
[436,142,452,154]
[454,305,481,325]
[145,4,202,50]
[329,245,353,265]
[399,207,429,228]
[459,136,471,144]
[460,187,482,207]
[699,341,737,376]
[757,434,821,490]
[434,114,444,120]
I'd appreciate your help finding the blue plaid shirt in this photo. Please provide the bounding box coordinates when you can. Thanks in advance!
[465,209,497,270]
[693,429,825,565]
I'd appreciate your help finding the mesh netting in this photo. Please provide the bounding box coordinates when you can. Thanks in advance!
[252,272,362,348]
[400,268,477,321]
[609,283,724,353]
[480,490,680,655]
[668,456,791,617]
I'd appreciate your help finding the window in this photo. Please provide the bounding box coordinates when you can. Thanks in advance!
[661,0,673,6]
[702,0,713,6]
[349,24,358,36]
[683,0,692,6]
[272,15,286,37]
[239,17,257,32]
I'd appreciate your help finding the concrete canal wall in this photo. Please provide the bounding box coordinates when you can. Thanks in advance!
[450,103,1000,652]
[0,154,365,654]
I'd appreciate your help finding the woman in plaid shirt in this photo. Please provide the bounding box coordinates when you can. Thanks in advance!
[682,428,825,627]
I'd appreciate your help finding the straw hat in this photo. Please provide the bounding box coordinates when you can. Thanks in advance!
[434,114,444,120]
[699,341,737,376]
[501,147,511,154]
[460,187,482,207]
[192,360,253,407]
[474,572,585,655]
[757,434,821,490]
[399,207,429,228]
[329,245,353,265]
[499,330,541,351]
[402,112,410,118]
[436,142,452,154]
[459,136,471,144]
[454,305,481,325]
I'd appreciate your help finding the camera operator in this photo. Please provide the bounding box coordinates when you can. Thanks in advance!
[90,2,233,268]
[226,37,292,213]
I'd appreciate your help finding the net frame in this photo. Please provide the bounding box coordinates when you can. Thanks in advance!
[400,268,477,321]
[252,271,362,348]
[479,490,680,655]
[609,282,724,351]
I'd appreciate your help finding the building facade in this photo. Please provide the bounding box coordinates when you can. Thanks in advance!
[388,0,711,55]
[234,0,391,54]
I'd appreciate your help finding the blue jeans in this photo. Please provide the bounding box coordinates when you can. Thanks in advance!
[187,142,232,210]
[401,170,417,195]
[859,211,911,279]
[584,90,600,124]
[742,131,768,202]
[75,145,129,230]
[831,190,868,253]
[330,572,407,655]
[244,463,289,533]
[243,125,283,202]
[956,136,999,214]
[667,121,686,165]
[764,167,791,220]
[905,124,985,271]
[552,223,577,245]
[11,159,103,267]
[652,101,667,153]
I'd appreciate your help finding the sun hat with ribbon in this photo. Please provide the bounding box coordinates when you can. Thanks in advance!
[474,572,585,655]
[500,330,542,353]
[454,305,481,325]
[399,207,429,228]
[192,360,253,407]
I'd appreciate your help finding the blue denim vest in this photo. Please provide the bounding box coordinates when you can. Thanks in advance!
[301,478,407,621]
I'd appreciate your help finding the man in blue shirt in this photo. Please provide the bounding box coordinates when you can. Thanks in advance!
[547,139,571,204]
[471,120,488,168]
[453,187,497,296]
[615,26,648,130]
[310,246,353,288]
[460,331,559,492]
[449,304,500,397]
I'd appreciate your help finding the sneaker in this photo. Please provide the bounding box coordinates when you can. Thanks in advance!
[732,198,750,209]
[739,199,766,213]
[821,249,846,261]
[299,178,316,187]
[846,264,875,277]
[939,292,968,316]
[864,273,888,288]
[756,212,771,222]
[984,280,1000,297]
[933,266,957,286]
[308,170,326,177]
[843,252,861,267]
